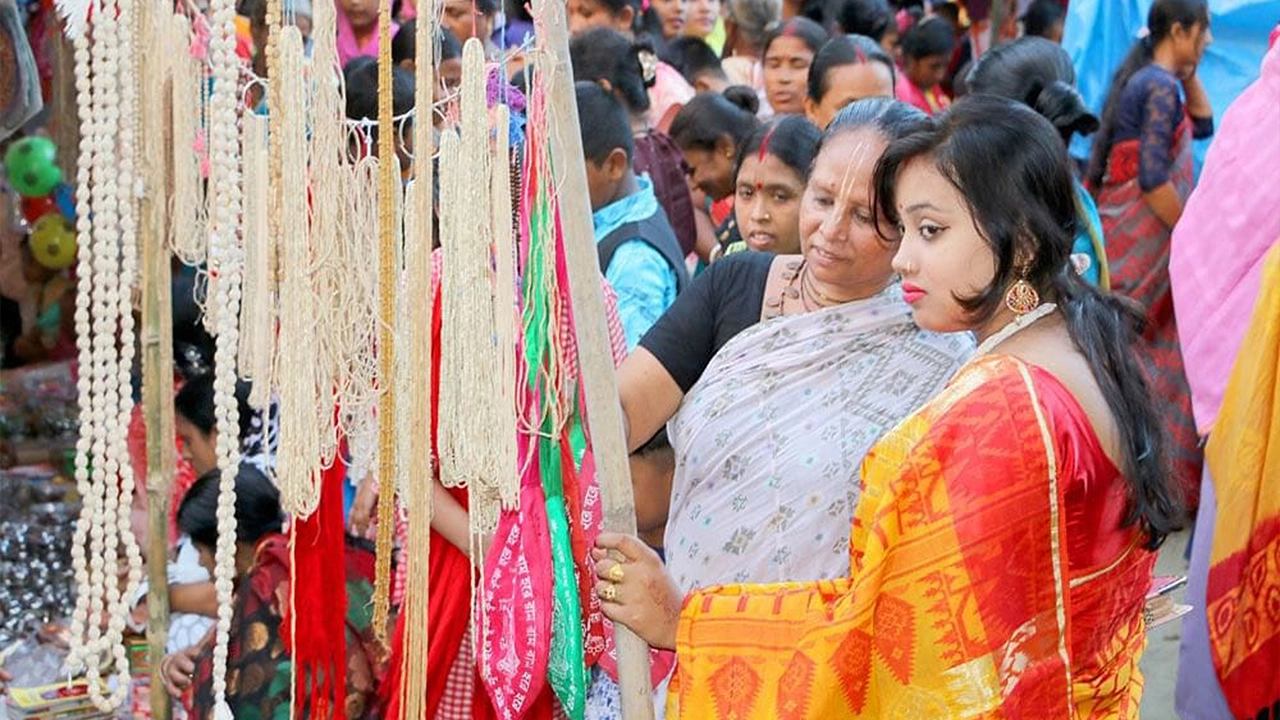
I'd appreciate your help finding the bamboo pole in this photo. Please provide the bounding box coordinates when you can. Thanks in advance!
[531,1,655,717]
[141,205,175,720]
[141,5,175,712]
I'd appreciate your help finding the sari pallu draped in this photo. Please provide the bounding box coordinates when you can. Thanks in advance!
[668,355,1155,719]
[1097,117,1201,503]
[665,284,973,589]
[1203,244,1280,720]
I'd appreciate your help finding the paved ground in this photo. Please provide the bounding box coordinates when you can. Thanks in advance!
[1140,529,1192,720]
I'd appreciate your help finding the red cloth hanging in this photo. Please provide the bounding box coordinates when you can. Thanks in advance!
[282,426,350,720]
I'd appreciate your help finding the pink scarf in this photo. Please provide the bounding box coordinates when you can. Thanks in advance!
[336,9,397,68]
[1170,40,1280,434]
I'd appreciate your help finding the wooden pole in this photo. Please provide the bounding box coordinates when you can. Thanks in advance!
[142,206,175,720]
[141,4,175,712]
[532,1,655,717]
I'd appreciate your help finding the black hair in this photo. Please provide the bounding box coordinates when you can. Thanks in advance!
[873,95,1181,549]
[440,28,463,60]
[177,465,284,550]
[588,0,640,30]
[966,36,1097,143]
[576,81,634,164]
[506,0,532,22]
[933,1,960,27]
[819,96,931,184]
[391,19,416,64]
[391,22,462,65]
[240,0,267,27]
[1021,0,1064,38]
[808,33,896,103]
[661,37,727,87]
[344,59,416,131]
[570,28,653,114]
[174,372,259,443]
[668,88,762,152]
[467,0,500,14]
[735,114,823,182]
[900,15,954,60]
[1086,0,1208,189]
[833,0,892,39]
[762,16,829,59]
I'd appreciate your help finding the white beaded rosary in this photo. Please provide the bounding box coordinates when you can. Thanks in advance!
[63,0,146,709]
[205,0,246,707]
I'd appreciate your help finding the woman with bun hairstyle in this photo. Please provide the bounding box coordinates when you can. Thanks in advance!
[572,28,700,256]
[669,88,762,252]
[761,16,829,116]
[1087,0,1213,503]
[966,36,1108,288]
[805,33,895,129]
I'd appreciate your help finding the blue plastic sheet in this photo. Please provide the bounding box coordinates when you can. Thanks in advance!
[1061,0,1279,168]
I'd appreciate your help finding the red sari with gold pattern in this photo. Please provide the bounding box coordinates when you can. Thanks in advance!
[667,355,1156,719]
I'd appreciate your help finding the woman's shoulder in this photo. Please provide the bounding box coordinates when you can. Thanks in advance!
[1126,63,1180,98]
[703,251,776,290]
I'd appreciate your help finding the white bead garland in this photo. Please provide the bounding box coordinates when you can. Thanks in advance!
[64,0,146,709]
[205,0,245,708]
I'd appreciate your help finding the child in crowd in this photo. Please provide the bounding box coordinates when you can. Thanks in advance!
[575,81,688,349]
[661,37,730,94]
[391,20,463,125]
[571,28,699,257]
[566,0,695,130]
[343,58,416,180]
[895,14,953,114]
[441,0,499,57]
[684,0,722,48]
[1022,0,1066,43]
[642,0,687,42]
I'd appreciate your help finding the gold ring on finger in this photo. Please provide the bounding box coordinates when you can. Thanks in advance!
[600,583,619,602]
[606,563,625,583]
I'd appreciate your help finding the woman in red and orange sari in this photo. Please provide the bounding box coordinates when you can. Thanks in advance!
[589,95,1184,718]
[1086,0,1213,504]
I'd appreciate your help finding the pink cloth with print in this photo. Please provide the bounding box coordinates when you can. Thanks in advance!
[336,9,398,67]
[647,62,695,133]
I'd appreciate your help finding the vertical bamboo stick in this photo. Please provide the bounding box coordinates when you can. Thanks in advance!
[531,0,655,717]
[371,0,399,643]
[141,69,176,720]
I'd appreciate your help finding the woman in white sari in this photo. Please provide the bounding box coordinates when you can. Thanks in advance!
[619,97,975,590]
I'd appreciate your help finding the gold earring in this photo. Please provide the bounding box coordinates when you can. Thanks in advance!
[1004,279,1040,315]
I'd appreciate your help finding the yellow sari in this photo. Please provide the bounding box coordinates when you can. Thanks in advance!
[1203,243,1280,719]
[669,355,1154,719]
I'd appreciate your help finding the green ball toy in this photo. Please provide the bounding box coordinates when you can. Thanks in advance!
[4,137,63,198]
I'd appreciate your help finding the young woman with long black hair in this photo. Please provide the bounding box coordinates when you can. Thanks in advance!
[592,94,1181,719]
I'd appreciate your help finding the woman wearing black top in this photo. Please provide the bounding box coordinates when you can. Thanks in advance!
[616,97,973,594]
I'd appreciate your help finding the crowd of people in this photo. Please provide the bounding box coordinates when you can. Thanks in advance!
[2,0,1278,718]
